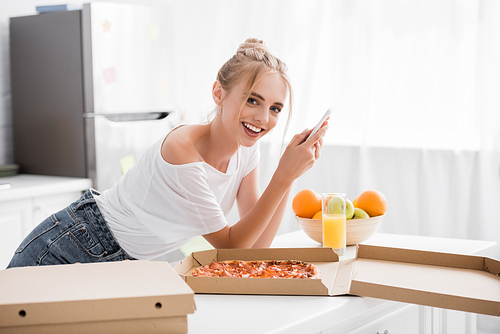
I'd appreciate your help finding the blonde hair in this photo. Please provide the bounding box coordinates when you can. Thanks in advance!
[215,38,293,138]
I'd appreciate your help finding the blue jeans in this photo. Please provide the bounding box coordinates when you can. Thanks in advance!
[7,189,136,268]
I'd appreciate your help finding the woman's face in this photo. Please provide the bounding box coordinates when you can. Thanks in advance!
[221,72,287,147]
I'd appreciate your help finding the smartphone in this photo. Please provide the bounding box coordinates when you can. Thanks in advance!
[306,108,332,141]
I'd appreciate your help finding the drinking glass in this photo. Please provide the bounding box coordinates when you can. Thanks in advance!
[322,193,347,256]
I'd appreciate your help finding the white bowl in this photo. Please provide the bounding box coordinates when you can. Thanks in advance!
[295,215,384,245]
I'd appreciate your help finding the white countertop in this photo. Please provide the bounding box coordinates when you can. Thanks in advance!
[187,231,497,334]
[0,174,92,201]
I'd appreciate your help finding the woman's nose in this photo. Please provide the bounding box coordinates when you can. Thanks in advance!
[254,107,269,124]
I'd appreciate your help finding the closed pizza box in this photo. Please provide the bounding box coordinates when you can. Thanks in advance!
[174,245,500,316]
[0,260,196,334]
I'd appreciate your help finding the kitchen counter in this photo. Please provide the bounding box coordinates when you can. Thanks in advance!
[186,231,497,334]
[0,174,92,202]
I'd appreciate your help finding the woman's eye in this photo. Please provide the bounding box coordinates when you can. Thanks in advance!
[271,106,281,114]
[247,98,258,105]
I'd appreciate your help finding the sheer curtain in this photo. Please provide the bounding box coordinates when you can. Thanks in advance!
[293,0,500,241]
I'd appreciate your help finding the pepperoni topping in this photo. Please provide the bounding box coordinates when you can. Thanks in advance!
[209,262,223,270]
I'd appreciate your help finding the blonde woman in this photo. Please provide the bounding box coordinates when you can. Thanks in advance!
[8,38,328,268]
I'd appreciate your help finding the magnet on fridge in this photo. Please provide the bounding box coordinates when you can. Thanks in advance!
[103,67,117,84]
[103,20,111,32]
[120,154,136,175]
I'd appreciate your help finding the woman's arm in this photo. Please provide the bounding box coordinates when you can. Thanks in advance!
[251,188,291,248]
[203,124,327,249]
[233,165,290,248]
[234,165,261,226]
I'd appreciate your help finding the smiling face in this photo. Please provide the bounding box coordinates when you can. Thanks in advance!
[218,72,287,147]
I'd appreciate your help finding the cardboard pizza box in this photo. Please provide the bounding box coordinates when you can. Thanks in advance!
[174,245,500,316]
[0,260,196,334]
[349,244,500,316]
[174,247,342,296]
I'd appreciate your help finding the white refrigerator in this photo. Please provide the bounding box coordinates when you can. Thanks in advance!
[11,2,177,191]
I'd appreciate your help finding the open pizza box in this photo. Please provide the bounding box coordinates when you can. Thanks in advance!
[174,244,500,316]
[0,260,196,334]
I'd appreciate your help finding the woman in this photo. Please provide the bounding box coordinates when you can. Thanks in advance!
[7,38,328,268]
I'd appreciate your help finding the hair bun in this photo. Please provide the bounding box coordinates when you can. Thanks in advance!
[244,38,264,45]
[237,38,270,55]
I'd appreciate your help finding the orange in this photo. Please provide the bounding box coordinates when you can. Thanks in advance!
[312,210,322,220]
[352,197,359,208]
[292,189,321,218]
[356,190,387,217]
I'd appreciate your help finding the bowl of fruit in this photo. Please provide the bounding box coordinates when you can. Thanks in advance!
[293,189,386,246]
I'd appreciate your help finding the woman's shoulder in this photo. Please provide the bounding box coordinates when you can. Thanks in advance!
[161,124,206,165]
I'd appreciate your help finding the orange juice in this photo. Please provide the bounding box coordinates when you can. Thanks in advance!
[322,214,346,249]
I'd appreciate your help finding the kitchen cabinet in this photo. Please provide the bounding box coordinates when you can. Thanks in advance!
[341,303,419,334]
[0,174,92,269]
[186,231,496,334]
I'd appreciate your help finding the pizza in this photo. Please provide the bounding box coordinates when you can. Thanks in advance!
[190,260,320,279]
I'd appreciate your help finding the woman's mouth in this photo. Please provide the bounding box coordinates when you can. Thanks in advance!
[242,122,264,137]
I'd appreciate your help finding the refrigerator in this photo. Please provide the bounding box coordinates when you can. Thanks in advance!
[10,2,177,191]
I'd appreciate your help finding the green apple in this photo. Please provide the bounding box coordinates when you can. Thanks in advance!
[352,207,370,219]
[345,199,354,219]
[326,196,345,215]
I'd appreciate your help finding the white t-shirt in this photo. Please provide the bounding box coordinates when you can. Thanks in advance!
[95,132,260,260]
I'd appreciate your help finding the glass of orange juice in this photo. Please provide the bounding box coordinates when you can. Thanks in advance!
[321,193,347,256]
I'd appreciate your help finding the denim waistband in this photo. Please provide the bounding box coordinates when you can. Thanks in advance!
[69,189,126,258]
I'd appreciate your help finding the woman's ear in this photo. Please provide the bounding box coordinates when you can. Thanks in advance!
[212,81,223,105]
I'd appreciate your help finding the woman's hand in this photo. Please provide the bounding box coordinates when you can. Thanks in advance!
[275,121,329,182]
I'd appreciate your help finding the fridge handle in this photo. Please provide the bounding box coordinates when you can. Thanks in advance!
[84,112,170,122]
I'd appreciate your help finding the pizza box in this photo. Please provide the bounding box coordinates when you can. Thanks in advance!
[350,244,500,316]
[0,260,196,334]
[174,245,500,316]
[175,247,342,296]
